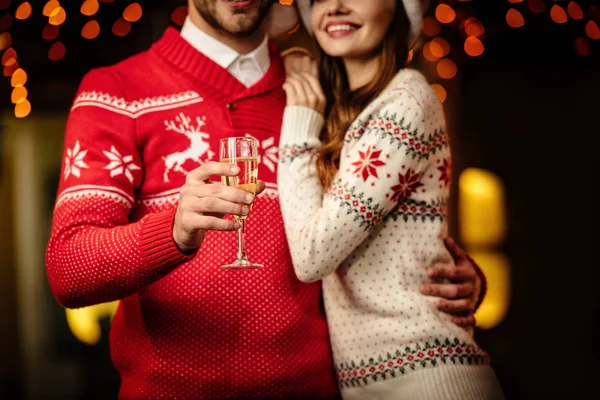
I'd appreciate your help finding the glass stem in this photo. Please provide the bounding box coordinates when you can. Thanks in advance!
[237,218,248,262]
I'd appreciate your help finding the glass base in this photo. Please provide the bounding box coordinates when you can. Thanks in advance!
[221,259,264,270]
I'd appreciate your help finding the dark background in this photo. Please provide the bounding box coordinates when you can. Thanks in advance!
[1,0,599,399]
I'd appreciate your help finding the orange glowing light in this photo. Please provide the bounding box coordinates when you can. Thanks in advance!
[82,20,100,39]
[464,36,484,57]
[81,0,100,17]
[506,8,525,28]
[567,2,584,20]
[42,24,59,40]
[4,62,18,77]
[0,32,11,50]
[15,1,32,20]
[11,86,27,104]
[437,58,457,79]
[431,84,447,103]
[574,37,591,56]
[422,16,441,37]
[43,0,60,17]
[508,0,523,3]
[464,18,485,37]
[49,7,66,26]
[279,0,293,5]
[432,37,450,57]
[528,0,545,14]
[171,6,187,26]
[585,21,600,40]
[123,3,142,22]
[0,12,13,30]
[422,42,440,63]
[48,41,66,60]
[435,4,456,24]
[10,67,26,86]
[550,5,568,24]
[2,47,17,66]
[112,18,131,36]
[15,99,31,118]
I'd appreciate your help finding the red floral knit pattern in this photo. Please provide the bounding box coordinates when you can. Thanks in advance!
[46,28,338,400]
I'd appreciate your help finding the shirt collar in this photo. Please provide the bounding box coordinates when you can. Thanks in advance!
[180,16,270,74]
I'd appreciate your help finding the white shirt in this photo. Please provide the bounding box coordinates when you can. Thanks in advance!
[180,17,271,87]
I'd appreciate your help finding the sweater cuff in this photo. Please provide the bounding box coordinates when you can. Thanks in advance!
[139,209,196,272]
[280,106,324,148]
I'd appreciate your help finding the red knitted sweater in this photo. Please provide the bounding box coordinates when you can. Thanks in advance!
[45,27,339,400]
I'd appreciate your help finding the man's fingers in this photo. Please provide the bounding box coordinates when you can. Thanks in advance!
[444,237,467,262]
[420,282,475,299]
[427,264,477,282]
[183,214,240,232]
[451,315,476,328]
[181,183,254,206]
[435,299,473,315]
[186,161,239,184]
[187,196,250,217]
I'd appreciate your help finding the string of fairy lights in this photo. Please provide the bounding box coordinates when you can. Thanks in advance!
[0,0,598,118]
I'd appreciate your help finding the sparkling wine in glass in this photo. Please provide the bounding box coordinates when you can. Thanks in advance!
[219,137,263,269]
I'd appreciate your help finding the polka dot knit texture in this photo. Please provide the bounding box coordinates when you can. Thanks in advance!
[278,69,505,399]
[46,28,339,400]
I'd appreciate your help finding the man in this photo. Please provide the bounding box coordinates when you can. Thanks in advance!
[46,1,485,398]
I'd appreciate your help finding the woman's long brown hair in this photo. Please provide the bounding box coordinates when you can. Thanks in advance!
[315,1,411,189]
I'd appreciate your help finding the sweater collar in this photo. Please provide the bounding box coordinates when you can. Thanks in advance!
[151,27,285,100]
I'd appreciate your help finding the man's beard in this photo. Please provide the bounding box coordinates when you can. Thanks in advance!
[193,0,274,38]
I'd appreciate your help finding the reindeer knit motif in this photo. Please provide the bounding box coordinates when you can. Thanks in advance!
[46,28,339,400]
[278,69,505,400]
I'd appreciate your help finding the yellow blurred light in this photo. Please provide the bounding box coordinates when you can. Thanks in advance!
[10,67,26,86]
[65,302,119,345]
[0,31,11,50]
[171,5,187,26]
[2,47,17,66]
[435,4,456,24]
[506,8,525,28]
[48,41,66,60]
[42,0,60,17]
[49,7,66,25]
[458,168,506,246]
[436,58,457,79]
[123,3,142,22]
[15,1,32,20]
[585,21,600,40]
[15,99,31,118]
[82,20,100,39]
[112,18,131,36]
[464,36,484,57]
[42,24,59,40]
[567,1,584,20]
[431,84,446,103]
[470,251,511,330]
[550,5,568,24]
[422,16,441,37]
[81,0,99,16]
[11,86,27,104]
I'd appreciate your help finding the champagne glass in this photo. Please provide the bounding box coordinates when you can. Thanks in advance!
[219,137,263,269]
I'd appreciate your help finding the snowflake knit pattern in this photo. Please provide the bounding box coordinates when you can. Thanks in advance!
[278,69,505,400]
[45,28,339,400]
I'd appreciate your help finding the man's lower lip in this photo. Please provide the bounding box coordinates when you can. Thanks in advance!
[223,0,254,9]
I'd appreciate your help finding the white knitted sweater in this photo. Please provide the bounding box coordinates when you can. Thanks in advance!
[278,69,505,399]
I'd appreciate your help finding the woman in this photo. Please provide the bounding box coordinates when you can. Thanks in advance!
[277,0,506,399]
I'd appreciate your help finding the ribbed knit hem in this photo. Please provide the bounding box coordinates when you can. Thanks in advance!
[280,105,324,148]
[139,209,196,271]
[341,364,506,400]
